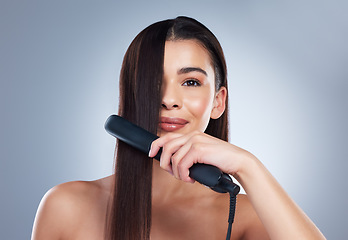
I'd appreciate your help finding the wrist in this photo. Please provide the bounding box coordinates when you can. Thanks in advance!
[232,151,261,185]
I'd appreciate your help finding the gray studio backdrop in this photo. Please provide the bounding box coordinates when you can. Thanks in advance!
[1,0,347,239]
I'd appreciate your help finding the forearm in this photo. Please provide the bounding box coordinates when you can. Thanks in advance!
[150,132,326,239]
[234,155,326,240]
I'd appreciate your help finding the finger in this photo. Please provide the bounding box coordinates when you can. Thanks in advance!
[150,133,186,174]
[160,133,195,175]
[177,143,205,183]
[170,140,193,179]
[160,141,183,174]
[160,133,199,177]
[148,133,181,158]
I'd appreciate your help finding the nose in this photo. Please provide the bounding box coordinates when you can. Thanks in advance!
[161,83,182,110]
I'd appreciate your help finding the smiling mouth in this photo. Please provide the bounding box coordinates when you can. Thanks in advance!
[159,117,188,132]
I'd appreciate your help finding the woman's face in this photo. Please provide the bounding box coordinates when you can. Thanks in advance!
[158,40,226,136]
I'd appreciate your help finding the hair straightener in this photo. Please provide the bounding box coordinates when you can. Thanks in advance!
[104,114,239,239]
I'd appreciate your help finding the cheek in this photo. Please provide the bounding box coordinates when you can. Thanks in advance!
[184,91,214,127]
[189,96,212,116]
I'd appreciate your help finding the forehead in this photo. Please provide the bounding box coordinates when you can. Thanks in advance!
[163,40,214,76]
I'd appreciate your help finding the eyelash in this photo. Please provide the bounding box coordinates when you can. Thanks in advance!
[183,79,201,87]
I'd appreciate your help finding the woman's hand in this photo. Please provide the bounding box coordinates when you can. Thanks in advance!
[149,131,254,183]
[149,131,326,239]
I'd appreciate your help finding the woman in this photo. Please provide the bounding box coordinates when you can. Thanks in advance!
[31,16,326,239]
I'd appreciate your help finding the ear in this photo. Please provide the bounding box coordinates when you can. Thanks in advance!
[210,86,227,119]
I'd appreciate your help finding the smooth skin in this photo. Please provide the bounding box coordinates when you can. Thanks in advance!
[31,40,326,239]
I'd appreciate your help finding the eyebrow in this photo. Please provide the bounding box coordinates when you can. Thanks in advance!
[177,67,207,76]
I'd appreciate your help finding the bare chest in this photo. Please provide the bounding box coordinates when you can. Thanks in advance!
[67,192,244,240]
[151,198,243,240]
[67,196,108,240]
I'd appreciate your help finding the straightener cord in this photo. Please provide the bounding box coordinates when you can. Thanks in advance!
[226,192,237,240]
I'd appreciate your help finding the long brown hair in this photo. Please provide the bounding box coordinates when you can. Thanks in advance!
[106,16,229,239]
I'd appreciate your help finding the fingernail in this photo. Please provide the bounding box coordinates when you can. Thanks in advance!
[148,148,152,157]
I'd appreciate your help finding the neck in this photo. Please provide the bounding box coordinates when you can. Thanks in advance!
[151,160,216,204]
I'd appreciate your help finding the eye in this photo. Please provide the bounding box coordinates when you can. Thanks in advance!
[183,79,201,87]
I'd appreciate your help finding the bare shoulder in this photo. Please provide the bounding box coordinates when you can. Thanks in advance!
[31,175,113,240]
[234,194,270,240]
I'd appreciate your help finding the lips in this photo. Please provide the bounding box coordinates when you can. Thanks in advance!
[160,117,188,132]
